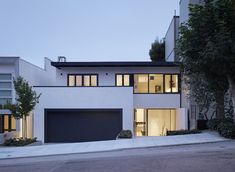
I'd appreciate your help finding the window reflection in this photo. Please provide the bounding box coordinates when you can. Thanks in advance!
[149,74,163,93]
[134,74,148,93]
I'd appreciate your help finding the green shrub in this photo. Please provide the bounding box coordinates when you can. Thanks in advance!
[117,130,132,139]
[217,122,235,139]
[207,119,221,130]
[4,137,37,146]
[208,118,234,131]
[166,130,201,136]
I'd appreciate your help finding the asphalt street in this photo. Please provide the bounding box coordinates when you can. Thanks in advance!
[0,141,235,172]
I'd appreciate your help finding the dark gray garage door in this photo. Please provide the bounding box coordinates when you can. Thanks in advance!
[45,109,122,143]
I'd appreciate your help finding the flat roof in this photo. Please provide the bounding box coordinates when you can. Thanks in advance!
[51,61,180,68]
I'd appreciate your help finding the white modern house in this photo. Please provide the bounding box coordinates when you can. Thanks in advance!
[0,0,201,144]
[0,56,187,143]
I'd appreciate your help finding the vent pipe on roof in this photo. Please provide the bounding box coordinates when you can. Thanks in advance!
[58,56,66,62]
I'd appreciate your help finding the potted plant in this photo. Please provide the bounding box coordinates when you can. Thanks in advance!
[197,112,208,130]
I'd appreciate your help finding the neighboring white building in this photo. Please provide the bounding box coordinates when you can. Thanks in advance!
[0,57,56,142]
[0,57,187,143]
[165,16,179,62]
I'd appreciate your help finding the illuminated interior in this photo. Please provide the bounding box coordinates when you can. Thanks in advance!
[134,74,148,93]
[135,109,176,136]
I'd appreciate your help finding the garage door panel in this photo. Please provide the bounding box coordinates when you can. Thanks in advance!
[45,109,122,143]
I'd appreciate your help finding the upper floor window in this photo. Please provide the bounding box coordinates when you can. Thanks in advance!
[116,74,133,86]
[68,74,98,87]
[133,74,180,94]
[116,73,179,93]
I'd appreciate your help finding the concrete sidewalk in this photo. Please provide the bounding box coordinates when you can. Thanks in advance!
[0,132,228,159]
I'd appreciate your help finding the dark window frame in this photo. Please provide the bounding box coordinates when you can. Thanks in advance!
[115,73,180,94]
[67,74,99,87]
[115,74,133,87]
[2,115,16,133]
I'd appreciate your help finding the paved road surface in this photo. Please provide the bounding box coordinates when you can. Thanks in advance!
[0,141,235,172]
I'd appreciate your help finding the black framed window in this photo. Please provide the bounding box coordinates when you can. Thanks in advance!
[1,115,16,133]
[68,74,98,87]
[116,73,180,94]
[116,74,133,86]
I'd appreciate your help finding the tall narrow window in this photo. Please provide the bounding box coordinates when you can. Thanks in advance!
[116,75,123,86]
[68,75,75,86]
[91,75,97,86]
[76,75,82,86]
[83,75,90,86]
[164,75,171,93]
[149,74,163,93]
[172,75,179,93]
[123,75,130,86]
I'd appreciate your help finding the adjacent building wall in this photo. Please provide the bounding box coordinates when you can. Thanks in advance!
[19,57,56,86]
[165,16,179,62]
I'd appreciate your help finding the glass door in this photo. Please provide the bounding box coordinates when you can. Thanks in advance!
[134,109,147,136]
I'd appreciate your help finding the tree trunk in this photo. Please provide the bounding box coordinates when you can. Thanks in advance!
[228,76,235,120]
[215,90,225,119]
[22,116,27,139]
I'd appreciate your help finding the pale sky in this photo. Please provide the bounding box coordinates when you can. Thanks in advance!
[0,0,179,67]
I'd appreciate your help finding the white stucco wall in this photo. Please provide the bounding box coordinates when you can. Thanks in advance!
[180,0,201,25]
[134,94,180,108]
[19,58,56,86]
[33,87,133,143]
[176,108,188,130]
[165,17,179,62]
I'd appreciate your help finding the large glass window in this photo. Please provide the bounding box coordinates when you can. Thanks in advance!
[68,74,98,87]
[116,73,179,94]
[147,109,176,136]
[164,74,179,93]
[172,75,179,93]
[134,109,176,136]
[165,75,171,93]
[134,74,148,93]
[116,74,131,86]
[149,74,163,93]
[3,115,16,132]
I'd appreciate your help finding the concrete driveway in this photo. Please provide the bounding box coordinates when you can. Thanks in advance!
[0,131,228,159]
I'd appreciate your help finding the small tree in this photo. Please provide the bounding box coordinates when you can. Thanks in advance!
[6,77,41,139]
[149,39,165,62]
